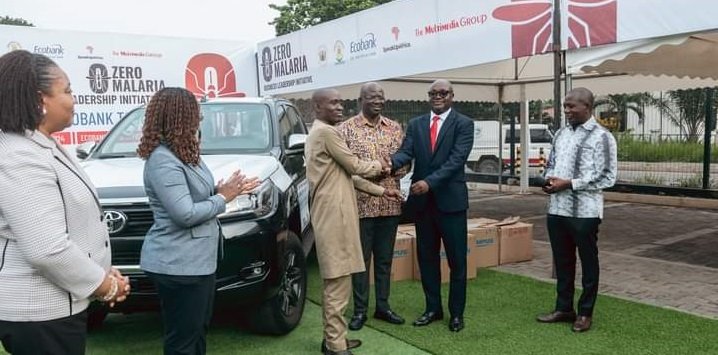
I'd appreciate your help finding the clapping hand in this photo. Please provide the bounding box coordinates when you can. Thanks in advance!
[217,170,261,201]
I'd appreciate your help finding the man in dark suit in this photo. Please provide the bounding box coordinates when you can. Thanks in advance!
[390,79,474,332]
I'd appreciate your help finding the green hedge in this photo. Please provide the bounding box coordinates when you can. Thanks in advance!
[617,134,718,163]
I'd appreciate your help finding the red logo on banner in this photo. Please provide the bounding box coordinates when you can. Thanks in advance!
[76,131,108,144]
[185,53,245,99]
[492,0,617,58]
[52,131,73,145]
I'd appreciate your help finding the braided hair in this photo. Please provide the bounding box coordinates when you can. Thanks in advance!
[0,50,58,133]
[137,87,201,165]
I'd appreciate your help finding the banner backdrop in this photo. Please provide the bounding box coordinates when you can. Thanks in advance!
[1,25,258,145]
[258,0,718,96]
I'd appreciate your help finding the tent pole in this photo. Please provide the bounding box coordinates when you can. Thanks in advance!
[498,84,504,193]
[703,87,715,190]
[520,85,530,194]
[552,0,562,131]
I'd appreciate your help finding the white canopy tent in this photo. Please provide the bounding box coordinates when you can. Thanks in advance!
[257,0,718,190]
[279,30,718,102]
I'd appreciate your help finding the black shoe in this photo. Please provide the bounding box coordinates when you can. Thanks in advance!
[412,311,444,326]
[536,310,577,323]
[348,313,367,331]
[374,309,405,325]
[448,316,464,332]
[321,339,362,354]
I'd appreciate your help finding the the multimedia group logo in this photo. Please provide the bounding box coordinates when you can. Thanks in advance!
[86,63,110,94]
[492,0,617,58]
[383,26,412,53]
[334,40,345,64]
[261,46,273,81]
[185,53,245,99]
[6,41,21,53]
[33,43,65,59]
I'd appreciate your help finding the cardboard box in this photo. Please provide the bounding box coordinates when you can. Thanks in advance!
[466,218,500,268]
[469,226,499,268]
[498,222,533,264]
[412,236,476,284]
[369,233,414,284]
[397,224,416,237]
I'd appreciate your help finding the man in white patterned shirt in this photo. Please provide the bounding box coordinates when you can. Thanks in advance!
[536,87,617,333]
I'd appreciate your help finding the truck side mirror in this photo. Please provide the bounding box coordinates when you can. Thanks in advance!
[76,140,97,160]
[287,134,307,153]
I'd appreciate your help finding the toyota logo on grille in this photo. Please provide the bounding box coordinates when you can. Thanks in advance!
[103,210,128,234]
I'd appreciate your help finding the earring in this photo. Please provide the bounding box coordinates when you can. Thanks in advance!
[42,106,47,116]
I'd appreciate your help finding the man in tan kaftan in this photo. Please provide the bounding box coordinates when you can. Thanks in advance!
[305,88,390,355]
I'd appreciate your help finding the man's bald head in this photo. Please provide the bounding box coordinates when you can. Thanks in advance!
[563,87,595,127]
[428,79,454,115]
[358,82,385,119]
[566,87,594,109]
[312,88,344,125]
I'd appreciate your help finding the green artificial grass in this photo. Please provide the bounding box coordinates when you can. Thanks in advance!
[3,262,716,355]
[306,263,718,355]
[83,302,425,354]
[0,300,425,355]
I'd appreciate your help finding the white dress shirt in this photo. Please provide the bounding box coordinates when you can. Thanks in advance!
[429,107,452,135]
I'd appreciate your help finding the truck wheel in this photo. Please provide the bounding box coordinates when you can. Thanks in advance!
[478,159,500,174]
[251,232,307,335]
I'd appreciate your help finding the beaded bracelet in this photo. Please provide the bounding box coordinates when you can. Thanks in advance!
[101,276,119,302]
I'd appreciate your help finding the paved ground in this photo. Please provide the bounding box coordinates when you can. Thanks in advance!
[466,189,718,319]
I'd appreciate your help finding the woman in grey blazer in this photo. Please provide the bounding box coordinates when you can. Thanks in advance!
[0,51,130,354]
[137,88,258,355]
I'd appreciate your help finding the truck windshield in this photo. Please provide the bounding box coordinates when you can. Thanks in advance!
[94,103,273,158]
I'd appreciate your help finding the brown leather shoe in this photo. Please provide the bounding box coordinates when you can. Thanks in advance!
[536,310,577,323]
[321,339,361,353]
[572,316,592,332]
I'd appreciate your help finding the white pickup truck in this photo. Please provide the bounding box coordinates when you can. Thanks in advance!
[466,121,553,174]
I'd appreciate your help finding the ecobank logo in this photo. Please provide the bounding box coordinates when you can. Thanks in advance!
[349,33,377,61]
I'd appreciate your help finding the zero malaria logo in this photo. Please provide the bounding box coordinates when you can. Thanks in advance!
[86,63,110,94]
[185,53,245,98]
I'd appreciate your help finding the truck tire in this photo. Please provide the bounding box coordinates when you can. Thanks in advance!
[478,158,500,174]
[251,232,307,335]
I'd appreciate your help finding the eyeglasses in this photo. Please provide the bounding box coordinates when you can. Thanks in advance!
[428,90,452,98]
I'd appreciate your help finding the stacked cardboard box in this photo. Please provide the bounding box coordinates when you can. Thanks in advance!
[408,232,477,284]
[466,217,534,267]
[368,232,415,284]
[467,218,500,268]
[366,218,531,285]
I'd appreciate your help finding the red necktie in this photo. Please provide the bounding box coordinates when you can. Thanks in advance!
[430,115,440,152]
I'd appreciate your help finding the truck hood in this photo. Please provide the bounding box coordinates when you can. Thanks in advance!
[81,155,280,190]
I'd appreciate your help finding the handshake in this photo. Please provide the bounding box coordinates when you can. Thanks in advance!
[379,156,393,175]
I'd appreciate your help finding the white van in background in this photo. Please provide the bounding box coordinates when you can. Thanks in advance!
[466,121,553,174]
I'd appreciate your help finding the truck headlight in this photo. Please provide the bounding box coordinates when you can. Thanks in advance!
[219,179,276,218]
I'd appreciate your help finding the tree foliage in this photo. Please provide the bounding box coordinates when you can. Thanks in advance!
[270,0,393,36]
[652,88,718,142]
[0,16,33,26]
[594,93,653,132]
